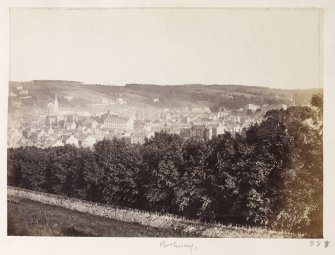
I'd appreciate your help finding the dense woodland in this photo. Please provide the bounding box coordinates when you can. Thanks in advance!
[7,95,323,236]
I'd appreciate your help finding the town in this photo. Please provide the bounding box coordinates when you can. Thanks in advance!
[7,84,290,149]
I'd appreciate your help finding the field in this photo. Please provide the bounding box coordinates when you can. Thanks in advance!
[8,196,194,237]
[7,187,302,238]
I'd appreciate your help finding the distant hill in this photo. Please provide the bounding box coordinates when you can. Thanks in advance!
[9,80,322,112]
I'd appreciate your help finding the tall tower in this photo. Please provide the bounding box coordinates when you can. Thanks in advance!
[54,94,59,112]
[218,107,223,118]
[237,114,241,124]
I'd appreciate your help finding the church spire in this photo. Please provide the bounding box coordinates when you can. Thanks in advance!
[54,94,59,112]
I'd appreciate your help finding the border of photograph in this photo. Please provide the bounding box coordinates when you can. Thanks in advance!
[1,1,335,255]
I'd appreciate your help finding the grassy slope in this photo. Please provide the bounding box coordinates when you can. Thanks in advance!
[7,196,195,237]
[8,193,302,238]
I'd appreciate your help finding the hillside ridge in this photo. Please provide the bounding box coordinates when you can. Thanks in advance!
[9,80,322,111]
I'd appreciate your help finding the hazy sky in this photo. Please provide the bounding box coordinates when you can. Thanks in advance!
[10,8,321,88]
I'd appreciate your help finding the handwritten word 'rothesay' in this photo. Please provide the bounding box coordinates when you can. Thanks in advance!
[160,241,197,254]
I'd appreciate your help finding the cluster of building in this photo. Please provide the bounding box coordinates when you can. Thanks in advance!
[8,93,289,149]
[8,85,32,108]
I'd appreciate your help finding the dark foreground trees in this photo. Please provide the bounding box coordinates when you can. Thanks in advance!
[7,99,323,236]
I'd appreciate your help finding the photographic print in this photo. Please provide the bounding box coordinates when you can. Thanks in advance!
[7,7,324,240]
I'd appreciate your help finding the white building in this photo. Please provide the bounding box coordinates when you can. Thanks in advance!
[47,127,55,135]
[70,121,76,130]
[37,129,48,139]
[52,139,64,147]
[245,104,260,111]
[104,114,133,131]
[8,128,23,148]
[116,97,127,105]
[82,135,97,148]
[280,104,288,110]
[19,89,29,96]
[65,135,79,147]
[130,133,146,144]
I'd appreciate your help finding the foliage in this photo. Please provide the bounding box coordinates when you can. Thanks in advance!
[140,132,184,212]
[8,96,323,235]
[94,138,141,207]
[311,94,323,111]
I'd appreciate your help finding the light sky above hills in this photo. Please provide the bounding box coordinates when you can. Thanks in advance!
[10,8,322,89]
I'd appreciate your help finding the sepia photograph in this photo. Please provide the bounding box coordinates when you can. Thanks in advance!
[1,1,335,255]
[6,7,324,238]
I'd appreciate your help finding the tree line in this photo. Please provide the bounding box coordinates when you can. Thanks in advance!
[7,95,323,236]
